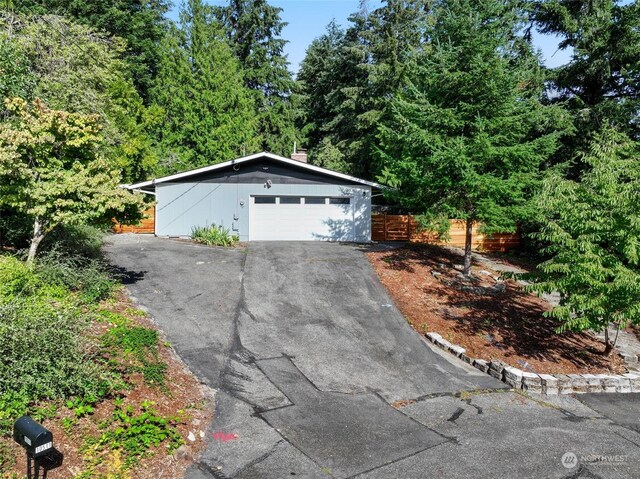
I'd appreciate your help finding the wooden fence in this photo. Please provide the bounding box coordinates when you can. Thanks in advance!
[112,206,155,234]
[371,214,520,252]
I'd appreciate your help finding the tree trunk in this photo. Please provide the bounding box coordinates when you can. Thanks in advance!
[603,322,622,356]
[463,218,473,276]
[26,216,46,264]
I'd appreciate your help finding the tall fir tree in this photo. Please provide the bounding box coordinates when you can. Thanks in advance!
[151,0,258,174]
[531,0,640,173]
[297,20,363,173]
[214,0,298,156]
[297,0,431,178]
[526,127,640,354]
[377,0,569,275]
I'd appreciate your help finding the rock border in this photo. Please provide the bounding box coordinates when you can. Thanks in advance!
[426,332,640,395]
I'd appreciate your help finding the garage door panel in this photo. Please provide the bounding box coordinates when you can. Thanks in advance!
[249,197,354,241]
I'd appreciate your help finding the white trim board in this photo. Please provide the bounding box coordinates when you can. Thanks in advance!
[123,151,386,191]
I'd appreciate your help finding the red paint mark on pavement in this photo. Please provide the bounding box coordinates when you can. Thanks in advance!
[213,432,238,442]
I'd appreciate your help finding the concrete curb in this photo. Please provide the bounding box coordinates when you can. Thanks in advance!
[425,332,640,395]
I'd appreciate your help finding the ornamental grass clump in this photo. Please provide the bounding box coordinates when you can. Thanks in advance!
[191,224,239,247]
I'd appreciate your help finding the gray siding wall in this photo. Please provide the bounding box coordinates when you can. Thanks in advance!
[155,182,372,242]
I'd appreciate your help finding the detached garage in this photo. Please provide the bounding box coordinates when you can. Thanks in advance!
[124,152,383,242]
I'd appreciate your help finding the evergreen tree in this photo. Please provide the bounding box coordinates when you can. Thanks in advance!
[297,21,356,172]
[377,0,569,275]
[298,1,430,177]
[151,0,258,174]
[11,0,170,101]
[531,0,640,172]
[215,0,297,155]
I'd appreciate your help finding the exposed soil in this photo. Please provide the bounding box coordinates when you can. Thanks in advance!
[1,289,213,479]
[366,244,625,375]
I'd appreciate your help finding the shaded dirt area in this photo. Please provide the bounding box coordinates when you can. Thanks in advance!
[1,290,213,479]
[366,244,624,375]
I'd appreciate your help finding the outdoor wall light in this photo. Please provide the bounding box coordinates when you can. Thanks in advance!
[13,416,63,479]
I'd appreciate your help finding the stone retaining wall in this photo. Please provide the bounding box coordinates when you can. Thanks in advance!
[426,332,640,395]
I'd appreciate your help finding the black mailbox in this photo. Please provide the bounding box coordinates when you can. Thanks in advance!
[13,416,53,458]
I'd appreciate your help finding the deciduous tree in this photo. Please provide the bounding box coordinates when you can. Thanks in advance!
[526,127,640,355]
[12,0,170,101]
[0,14,159,183]
[0,98,144,262]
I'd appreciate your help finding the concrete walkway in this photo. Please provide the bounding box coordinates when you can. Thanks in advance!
[105,235,640,479]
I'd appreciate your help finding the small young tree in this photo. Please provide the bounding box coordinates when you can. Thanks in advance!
[526,127,640,355]
[0,98,144,262]
[377,0,568,275]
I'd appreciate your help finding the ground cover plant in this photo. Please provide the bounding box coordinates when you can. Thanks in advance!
[0,232,211,478]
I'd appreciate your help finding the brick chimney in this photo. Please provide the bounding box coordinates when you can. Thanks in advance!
[291,147,307,163]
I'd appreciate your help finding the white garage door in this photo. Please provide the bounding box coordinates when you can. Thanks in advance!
[249,195,355,241]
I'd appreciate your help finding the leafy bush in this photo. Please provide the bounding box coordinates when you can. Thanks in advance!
[191,224,239,247]
[0,253,116,304]
[36,251,117,302]
[0,254,120,416]
[0,391,30,435]
[104,326,158,353]
[0,299,117,401]
[39,224,106,260]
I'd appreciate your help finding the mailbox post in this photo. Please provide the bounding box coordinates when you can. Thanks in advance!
[13,416,63,479]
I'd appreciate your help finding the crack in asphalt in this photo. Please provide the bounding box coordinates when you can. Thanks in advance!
[196,460,234,479]
[229,439,286,478]
[561,464,605,479]
[447,407,466,422]
[462,397,483,415]
[219,247,259,404]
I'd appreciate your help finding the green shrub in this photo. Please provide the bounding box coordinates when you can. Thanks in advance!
[104,326,158,354]
[0,391,30,435]
[36,251,117,302]
[0,255,36,300]
[0,253,121,436]
[0,253,116,304]
[39,224,106,260]
[139,361,168,387]
[0,299,117,402]
[191,224,239,247]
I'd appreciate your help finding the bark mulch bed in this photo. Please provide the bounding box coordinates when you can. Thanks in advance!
[366,244,625,376]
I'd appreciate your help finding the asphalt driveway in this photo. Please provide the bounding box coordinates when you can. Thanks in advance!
[105,235,640,479]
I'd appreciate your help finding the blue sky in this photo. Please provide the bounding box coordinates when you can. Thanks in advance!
[169,1,573,75]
